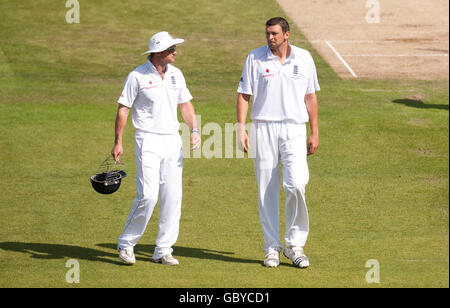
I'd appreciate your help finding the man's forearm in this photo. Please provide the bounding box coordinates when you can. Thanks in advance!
[236,93,251,152]
[237,93,250,125]
[115,105,130,144]
[180,101,198,131]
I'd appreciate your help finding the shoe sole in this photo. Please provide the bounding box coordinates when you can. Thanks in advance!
[264,260,279,268]
[283,251,309,268]
[119,256,135,265]
[152,259,179,266]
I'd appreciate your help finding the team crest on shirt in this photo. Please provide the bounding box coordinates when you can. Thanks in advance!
[170,75,178,89]
[291,64,304,80]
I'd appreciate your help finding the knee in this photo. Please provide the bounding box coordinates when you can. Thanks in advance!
[283,182,306,195]
[136,192,158,207]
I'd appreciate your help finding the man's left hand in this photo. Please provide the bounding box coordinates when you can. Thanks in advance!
[307,134,319,155]
[191,131,201,151]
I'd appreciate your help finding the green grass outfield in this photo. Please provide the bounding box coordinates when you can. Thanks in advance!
[0,0,448,288]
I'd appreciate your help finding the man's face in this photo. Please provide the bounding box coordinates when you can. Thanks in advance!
[266,25,289,49]
[161,45,177,64]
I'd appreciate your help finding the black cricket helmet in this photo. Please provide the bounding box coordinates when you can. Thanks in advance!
[90,156,127,194]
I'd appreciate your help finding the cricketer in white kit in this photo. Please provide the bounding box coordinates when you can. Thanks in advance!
[236,17,320,268]
[111,31,200,266]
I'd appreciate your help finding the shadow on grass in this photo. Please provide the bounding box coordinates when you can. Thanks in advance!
[98,243,261,265]
[0,242,123,265]
[0,242,262,266]
[392,98,449,110]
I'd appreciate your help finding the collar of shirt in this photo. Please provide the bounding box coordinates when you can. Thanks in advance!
[266,44,296,62]
[146,59,172,76]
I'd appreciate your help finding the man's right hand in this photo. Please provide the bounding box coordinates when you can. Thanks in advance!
[237,123,250,153]
[111,143,123,162]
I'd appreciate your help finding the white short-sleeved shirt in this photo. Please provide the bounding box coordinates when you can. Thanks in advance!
[237,44,320,123]
[118,60,193,134]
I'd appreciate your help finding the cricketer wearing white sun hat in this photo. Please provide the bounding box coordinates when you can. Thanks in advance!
[114,30,200,266]
[141,31,185,55]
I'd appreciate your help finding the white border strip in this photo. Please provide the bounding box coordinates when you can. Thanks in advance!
[325,40,357,78]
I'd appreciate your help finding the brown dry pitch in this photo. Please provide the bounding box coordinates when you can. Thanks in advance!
[277,0,449,80]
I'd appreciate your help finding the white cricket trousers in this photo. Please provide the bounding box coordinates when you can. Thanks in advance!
[118,131,183,259]
[251,120,310,254]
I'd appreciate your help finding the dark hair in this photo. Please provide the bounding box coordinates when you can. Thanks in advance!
[266,17,290,33]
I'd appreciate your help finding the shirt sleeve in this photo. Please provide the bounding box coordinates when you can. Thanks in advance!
[177,72,193,104]
[306,54,320,94]
[237,54,253,95]
[118,72,139,107]
[178,87,193,104]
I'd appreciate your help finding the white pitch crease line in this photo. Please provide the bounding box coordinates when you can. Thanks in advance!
[342,54,449,57]
[311,40,397,44]
[325,40,357,78]
[311,39,449,44]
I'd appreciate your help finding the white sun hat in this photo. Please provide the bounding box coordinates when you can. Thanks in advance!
[141,31,184,55]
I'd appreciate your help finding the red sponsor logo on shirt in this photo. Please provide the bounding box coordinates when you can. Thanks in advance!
[143,80,158,89]
[262,68,275,78]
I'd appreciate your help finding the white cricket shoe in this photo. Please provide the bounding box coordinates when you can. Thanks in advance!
[152,254,179,266]
[283,246,310,268]
[264,251,280,268]
[118,247,136,265]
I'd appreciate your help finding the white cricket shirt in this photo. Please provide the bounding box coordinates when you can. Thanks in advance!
[118,60,193,134]
[237,44,320,123]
